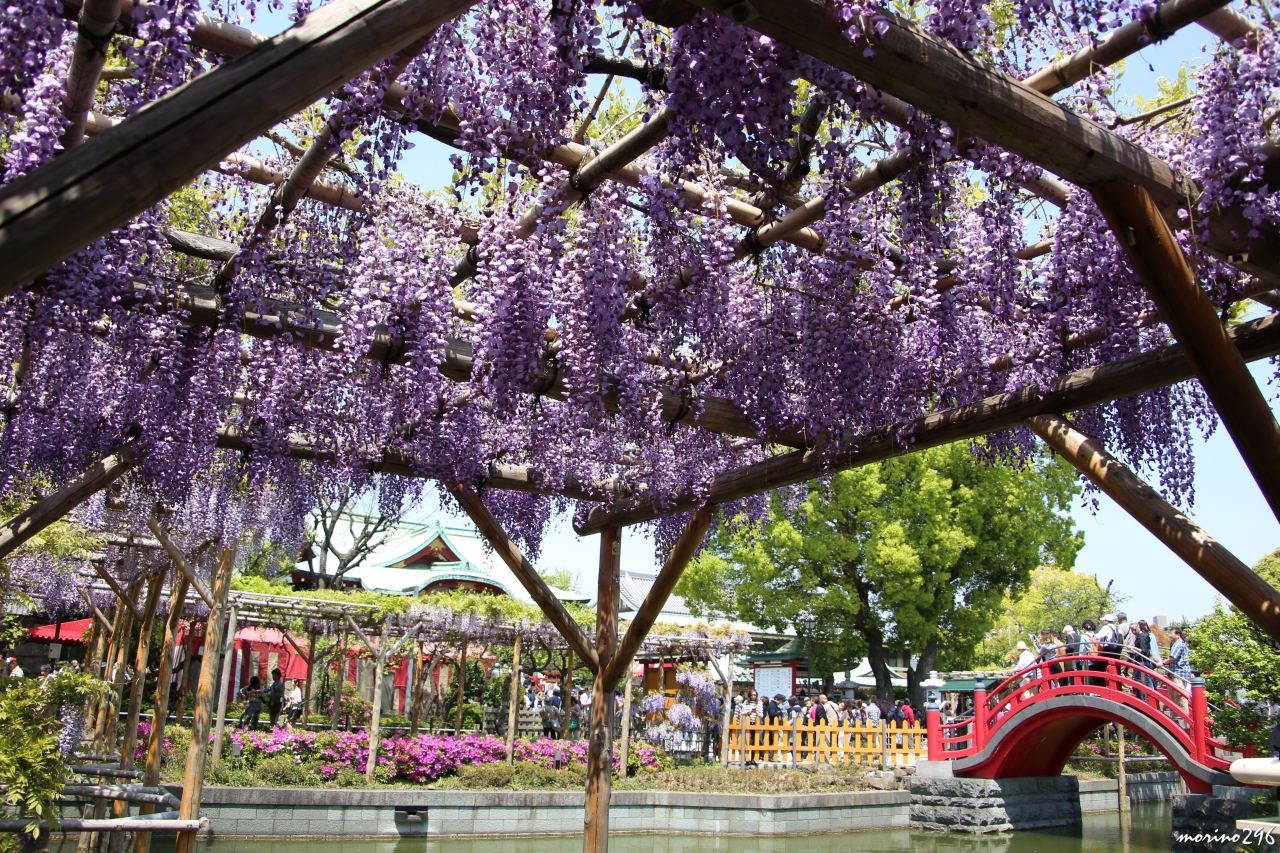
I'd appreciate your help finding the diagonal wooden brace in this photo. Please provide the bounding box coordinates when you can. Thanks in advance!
[448,483,598,672]
[1092,180,1280,525]
[1028,413,1280,643]
[602,505,718,689]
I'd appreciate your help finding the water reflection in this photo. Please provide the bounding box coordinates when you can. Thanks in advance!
[54,802,1173,853]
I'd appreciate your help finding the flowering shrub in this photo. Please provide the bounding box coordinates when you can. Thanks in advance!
[215,728,663,784]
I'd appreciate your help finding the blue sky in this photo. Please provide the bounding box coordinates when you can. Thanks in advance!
[245,6,1276,622]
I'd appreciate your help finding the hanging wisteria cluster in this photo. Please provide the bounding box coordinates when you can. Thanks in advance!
[0,0,1278,617]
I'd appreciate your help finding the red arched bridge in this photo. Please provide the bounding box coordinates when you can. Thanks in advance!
[923,654,1236,793]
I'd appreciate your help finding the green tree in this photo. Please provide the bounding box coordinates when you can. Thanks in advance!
[539,567,580,594]
[676,442,1082,706]
[972,567,1122,668]
[1189,548,1280,752]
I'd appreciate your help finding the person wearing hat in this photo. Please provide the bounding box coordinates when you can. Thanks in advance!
[1089,614,1120,686]
[1060,625,1079,684]
[5,657,23,679]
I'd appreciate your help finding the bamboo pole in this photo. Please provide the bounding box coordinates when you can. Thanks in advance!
[1027,414,1280,642]
[60,0,124,149]
[108,569,165,853]
[134,571,190,853]
[0,441,138,561]
[1091,180,1280,523]
[575,312,1280,534]
[174,544,237,853]
[454,642,467,736]
[209,604,239,765]
[506,633,521,764]
[583,526,621,853]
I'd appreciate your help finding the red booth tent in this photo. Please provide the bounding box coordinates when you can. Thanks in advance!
[27,618,94,645]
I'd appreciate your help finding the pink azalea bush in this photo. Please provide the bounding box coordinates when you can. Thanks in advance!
[219,727,663,783]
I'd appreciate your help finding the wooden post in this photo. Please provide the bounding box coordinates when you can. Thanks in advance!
[453,642,467,735]
[90,597,126,749]
[1092,181,1280,523]
[1118,723,1130,813]
[302,628,316,726]
[0,442,138,560]
[174,544,237,853]
[365,617,390,783]
[506,633,521,764]
[330,632,346,731]
[618,671,632,780]
[1027,414,1280,643]
[134,571,189,853]
[101,581,140,756]
[583,526,621,853]
[565,648,574,740]
[410,643,426,734]
[175,629,195,726]
[209,604,238,765]
[118,571,165,769]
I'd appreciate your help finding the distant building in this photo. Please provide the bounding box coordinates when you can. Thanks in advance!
[292,516,588,604]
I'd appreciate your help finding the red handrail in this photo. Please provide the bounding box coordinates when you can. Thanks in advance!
[927,654,1226,770]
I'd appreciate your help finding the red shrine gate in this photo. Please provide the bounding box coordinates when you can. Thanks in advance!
[924,654,1235,793]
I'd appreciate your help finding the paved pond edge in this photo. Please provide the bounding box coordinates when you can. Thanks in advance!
[132,772,1181,838]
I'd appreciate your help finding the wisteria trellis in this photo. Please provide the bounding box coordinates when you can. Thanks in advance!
[0,0,1277,596]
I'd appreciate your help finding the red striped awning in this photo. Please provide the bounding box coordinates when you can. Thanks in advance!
[27,618,93,644]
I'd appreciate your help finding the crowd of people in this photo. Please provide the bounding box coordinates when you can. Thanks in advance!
[1010,612,1193,705]
[235,668,304,730]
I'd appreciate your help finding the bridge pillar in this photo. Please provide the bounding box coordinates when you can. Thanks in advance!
[1191,677,1207,763]
[973,678,988,751]
[926,701,942,761]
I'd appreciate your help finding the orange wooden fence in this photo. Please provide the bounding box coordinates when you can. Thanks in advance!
[725,716,927,767]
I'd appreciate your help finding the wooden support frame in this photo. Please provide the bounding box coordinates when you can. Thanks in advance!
[689,0,1280,286]
[0,0,479,291]
[576,311,1280,533]
[506,633,521,763]
[602,507,719,688]
[1028,414,1280,642]
[174,544,236,853]
[0,441,138,561]
[449,483,598,671]
[1091,181,1280,524]
[78,587,114,639]
[87,562,146,622]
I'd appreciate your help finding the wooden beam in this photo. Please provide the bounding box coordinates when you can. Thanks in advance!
[506,633,521,764]
[147,516,215,608]
[448,483,599,671]
[0,0,478,292]
[174,544,236,853]
[1028,414,1280,643]
[689,0,1280,286]
[583,526,621,853]
[1092,180,1280,524]
[602,507,717,687]
[365,616,391,782]
[0,441,138,560]
[575,311,1280,533]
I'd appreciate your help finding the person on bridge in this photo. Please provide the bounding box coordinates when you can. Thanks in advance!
[1090,615,1121,687]
[1129,620,1158,700]
[1163,627,1193,716]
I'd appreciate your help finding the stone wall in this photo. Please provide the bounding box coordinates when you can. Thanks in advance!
[180,787,910,838]
[908,776,1083,832]
[1172,793,1276,853]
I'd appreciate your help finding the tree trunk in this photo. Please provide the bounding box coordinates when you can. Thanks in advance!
[453,642,467,735]
[865,631,894,702]
[907,635,939,711]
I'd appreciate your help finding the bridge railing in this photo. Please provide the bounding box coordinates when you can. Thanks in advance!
[927,654,1227,770]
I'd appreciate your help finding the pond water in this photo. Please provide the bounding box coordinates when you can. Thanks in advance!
[115,802,1173,853]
